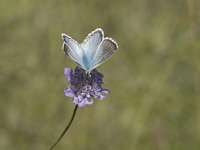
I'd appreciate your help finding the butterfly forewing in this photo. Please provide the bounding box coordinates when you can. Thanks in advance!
[92,37,118,70]
[81,28,104,71]
[62,34,84,67]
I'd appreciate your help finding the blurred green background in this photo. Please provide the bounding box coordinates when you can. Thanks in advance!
[0,0,200,149]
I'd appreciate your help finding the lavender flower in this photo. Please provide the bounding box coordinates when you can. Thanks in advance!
[64,66,110,107]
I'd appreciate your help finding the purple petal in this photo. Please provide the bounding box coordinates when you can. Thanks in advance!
[92,69,104,79]
[73,95,85,107]
[84,97,93,105]
[94,92,105,100]
[72,96,93,107]
[64,87,74,97]
[64,68,72,81]
[101,89,110,94]
[72,96,79,105]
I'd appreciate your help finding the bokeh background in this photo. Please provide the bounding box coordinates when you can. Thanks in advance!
[1,0,200,149]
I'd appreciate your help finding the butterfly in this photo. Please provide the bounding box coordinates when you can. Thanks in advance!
[61,28,118,73]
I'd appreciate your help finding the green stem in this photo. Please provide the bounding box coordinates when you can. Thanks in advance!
[49,105,78,150]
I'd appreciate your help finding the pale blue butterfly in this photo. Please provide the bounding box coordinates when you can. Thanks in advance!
[61,28,118,73]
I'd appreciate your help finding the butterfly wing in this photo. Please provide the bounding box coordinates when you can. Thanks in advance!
[62,28,118,72]
[81,28,104,71]
[91,37,118,70]
[62,33,84,67]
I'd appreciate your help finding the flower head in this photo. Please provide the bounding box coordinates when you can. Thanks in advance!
[64,66,109,107]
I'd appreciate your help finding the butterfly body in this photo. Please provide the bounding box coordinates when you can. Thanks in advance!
[62,28,118,73]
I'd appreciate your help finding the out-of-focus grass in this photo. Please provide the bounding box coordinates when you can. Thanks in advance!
[0,0,200,149]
